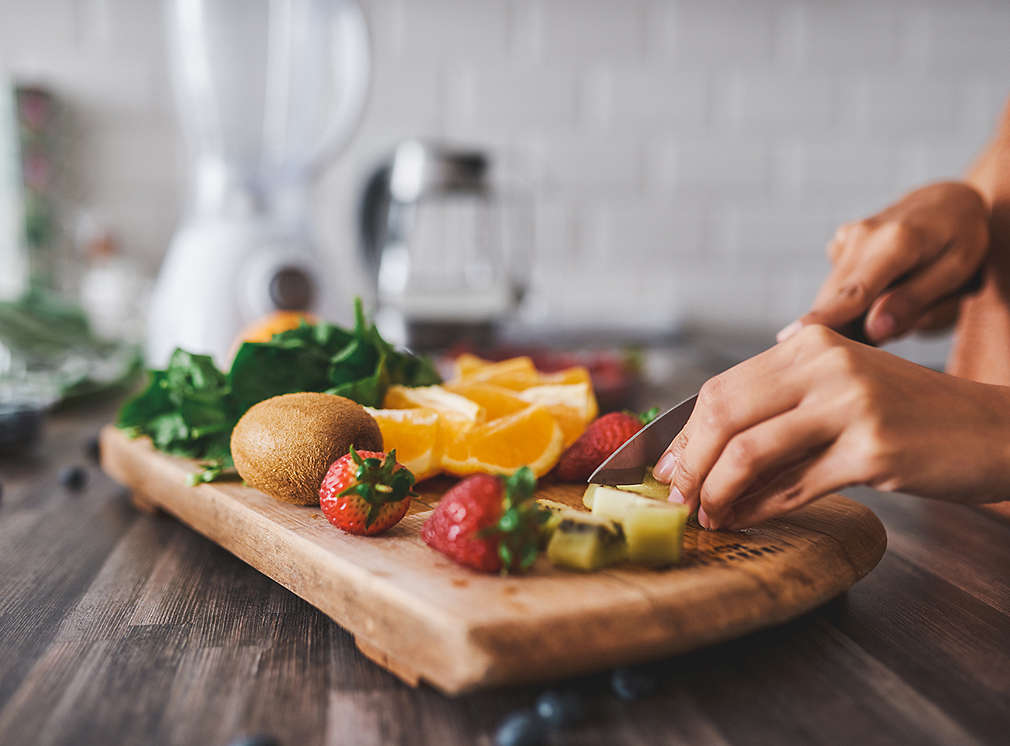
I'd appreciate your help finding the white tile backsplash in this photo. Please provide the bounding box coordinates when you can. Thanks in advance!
[3,0,1007,361]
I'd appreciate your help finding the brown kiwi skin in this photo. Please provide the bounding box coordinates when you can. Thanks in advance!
[231,392,383,506]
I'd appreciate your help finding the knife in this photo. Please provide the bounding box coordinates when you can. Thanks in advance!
[588,394,698,486]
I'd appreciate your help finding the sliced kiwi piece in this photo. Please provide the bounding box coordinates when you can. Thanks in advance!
[615,468,668,499]
[623,503,689,566]
[615,482,667,500]
[591,486,669,523]
[547,510,627,571]
[536,498,571,545]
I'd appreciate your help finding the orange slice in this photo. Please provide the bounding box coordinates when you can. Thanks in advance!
[383,384,485,453]
[441,404,564,478]
[443,381,529,420]
[456,356,541,390]
[517,382,599,447]
[364,407,442,481]
[538,365,592,387]
[453,353,492,378]
[383,384,485,423]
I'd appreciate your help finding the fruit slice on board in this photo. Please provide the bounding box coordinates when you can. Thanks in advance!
[591,485,672,523]
[538,365,592,387]
[517,382,599,447]
[614,470,669,499]
[441,405,564,478]
[443,381,529,420]
[383,384,485,446]
[364,407,442,481]
[547,510,627,571]
[455,356,541,390]
[623,504,688,566]
[453,353,492,378]
[536,498,571,545]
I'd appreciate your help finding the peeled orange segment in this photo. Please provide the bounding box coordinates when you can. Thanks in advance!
[441,405,564,478]
[456,356,541,390]
[443,381,529,420]
[383,384,486,423]
[383,384,485,458]
[453,353,493,378]
[364,407,442,481]
[539,365,592,387]
[517,382,599,447]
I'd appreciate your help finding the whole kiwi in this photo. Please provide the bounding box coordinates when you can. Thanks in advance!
[231,392,383,505]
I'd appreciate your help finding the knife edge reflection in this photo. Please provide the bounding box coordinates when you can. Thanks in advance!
[587,394,699,485]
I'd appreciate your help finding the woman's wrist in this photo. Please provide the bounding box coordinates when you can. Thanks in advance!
[971,382,1010,503]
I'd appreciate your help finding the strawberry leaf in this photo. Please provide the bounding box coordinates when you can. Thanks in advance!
[490,467,548,575]
[637,407,661,425]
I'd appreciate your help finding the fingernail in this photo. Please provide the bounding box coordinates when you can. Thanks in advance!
[654,452,677,481]
[668,486,685,504]
[698,506,710,529]
[776,320,802,343]
[868,312,895,341]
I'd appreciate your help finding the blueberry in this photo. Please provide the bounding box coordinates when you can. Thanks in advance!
[535,689,584,728]
[227,735,281,746]
[611,666,659,701]
[85,435,101,464]
[495,709,548,746]
[59,465,88,491]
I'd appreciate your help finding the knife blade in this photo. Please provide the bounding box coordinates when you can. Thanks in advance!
[587,394,698,486]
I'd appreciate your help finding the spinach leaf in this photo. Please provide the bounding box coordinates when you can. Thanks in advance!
[327,352,390,407]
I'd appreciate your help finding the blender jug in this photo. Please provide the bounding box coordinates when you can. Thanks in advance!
[147,0,369,367]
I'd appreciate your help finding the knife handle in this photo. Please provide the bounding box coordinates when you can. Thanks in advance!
[837,268,984,346]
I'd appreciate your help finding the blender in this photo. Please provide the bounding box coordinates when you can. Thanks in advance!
[147,0,370,367]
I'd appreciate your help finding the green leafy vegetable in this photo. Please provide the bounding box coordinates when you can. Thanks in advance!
[117,299,441,482]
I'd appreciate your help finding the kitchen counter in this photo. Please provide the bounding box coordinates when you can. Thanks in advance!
[1,400,1008,746]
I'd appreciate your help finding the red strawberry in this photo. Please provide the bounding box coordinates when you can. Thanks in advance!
[554,409,657,482]
[422,467,547,573]
[320,448,417,535]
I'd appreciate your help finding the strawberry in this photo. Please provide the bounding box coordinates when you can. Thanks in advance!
[422,467,547,573]
[554,409,659,482]
[319,448,417,535]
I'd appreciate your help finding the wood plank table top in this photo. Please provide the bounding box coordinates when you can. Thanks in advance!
[1,401,1008,746]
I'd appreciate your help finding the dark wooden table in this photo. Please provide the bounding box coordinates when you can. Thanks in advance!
[1,401,1008,746]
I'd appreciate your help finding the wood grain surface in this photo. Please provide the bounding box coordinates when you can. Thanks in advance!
[97,425,886,695]
[1,403,1007,746]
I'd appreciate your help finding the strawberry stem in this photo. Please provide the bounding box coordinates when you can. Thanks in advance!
[487,466,549,574]
[338,447,418,527]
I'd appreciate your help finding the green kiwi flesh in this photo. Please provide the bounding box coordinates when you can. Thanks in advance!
[547,510,627,571]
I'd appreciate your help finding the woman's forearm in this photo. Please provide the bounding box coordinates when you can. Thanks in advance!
[965,97,1010,210]
[950,98,1010,384]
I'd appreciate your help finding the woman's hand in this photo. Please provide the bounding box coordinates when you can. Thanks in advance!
[778,181,990,345]
[653,325,1010,530]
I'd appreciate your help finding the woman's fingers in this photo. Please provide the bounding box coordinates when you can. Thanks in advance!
[665,370,808,512]
[913,297,961,333]
[864,240,985,342]
[696,408,840,529]
[722,445,858,529]
[653,337,811,487]
[793,225,924,334]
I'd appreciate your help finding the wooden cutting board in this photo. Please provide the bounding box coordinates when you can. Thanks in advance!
[100,426,886,695]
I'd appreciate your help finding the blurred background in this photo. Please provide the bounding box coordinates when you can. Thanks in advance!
[1,0,1008,418]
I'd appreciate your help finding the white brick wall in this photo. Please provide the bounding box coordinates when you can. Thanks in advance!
[2,0,1008,362]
